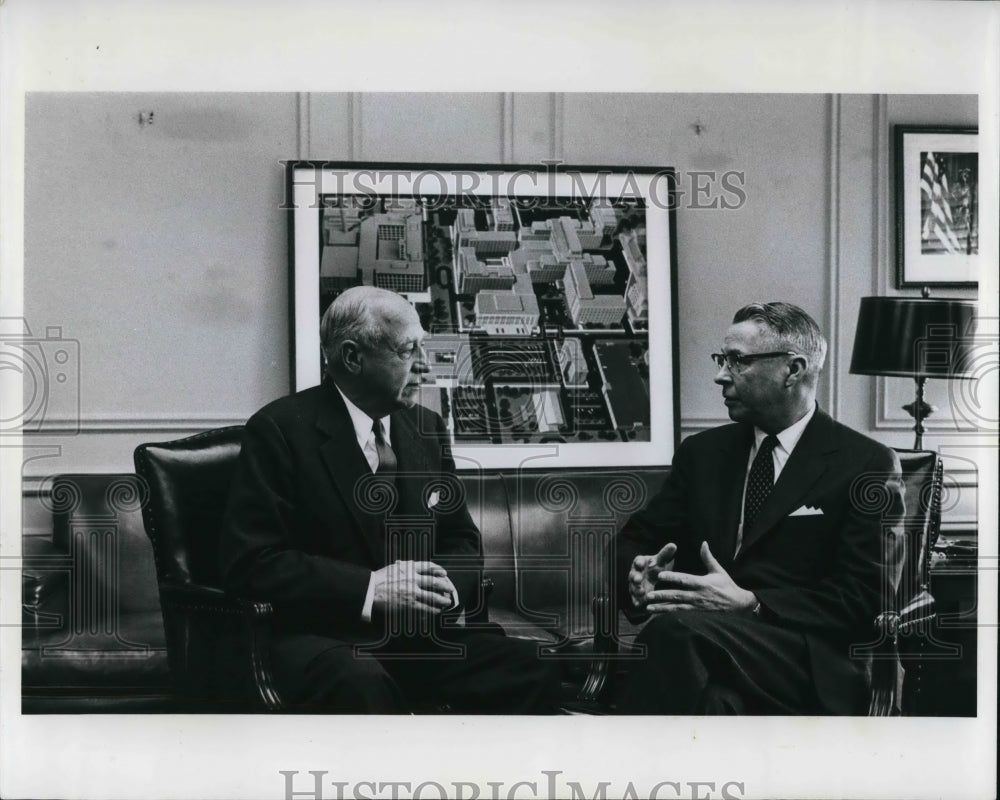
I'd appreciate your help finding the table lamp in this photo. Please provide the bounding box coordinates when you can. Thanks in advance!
[850,292,976,449]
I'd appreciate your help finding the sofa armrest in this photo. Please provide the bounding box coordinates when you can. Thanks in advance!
[157,582,283,710]
[21,537,71,632]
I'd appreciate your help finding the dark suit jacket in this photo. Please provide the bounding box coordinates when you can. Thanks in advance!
[612,407,904,713]
[220,382,484,641]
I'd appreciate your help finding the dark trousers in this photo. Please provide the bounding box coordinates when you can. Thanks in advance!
[617,611,817,715]
[271,624,560,714]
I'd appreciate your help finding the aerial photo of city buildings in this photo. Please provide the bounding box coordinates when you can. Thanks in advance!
[318,193,652,446]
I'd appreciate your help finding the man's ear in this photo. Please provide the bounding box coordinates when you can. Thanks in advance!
[340,340,363,375]
[785,355,808,386]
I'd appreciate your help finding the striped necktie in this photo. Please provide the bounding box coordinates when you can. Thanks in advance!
[372,418,397,474]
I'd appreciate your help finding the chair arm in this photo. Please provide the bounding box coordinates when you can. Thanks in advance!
[159,582,275,619]
[897,589,935,632]
[578,594,616,704]
[157,582,283,711]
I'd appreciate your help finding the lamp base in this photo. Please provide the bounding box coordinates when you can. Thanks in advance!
[901,376,934,450]
[901,398,936,421]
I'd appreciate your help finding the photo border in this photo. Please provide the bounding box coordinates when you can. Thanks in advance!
[286,161,681,469]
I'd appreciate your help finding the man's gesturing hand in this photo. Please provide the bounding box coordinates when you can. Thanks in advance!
[371,560,457,617]
[644,542,756,613]
[628,543,677,609]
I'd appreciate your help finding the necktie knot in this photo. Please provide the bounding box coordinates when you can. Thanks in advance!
[758,435,779,458]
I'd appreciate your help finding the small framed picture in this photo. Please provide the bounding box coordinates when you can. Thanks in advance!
[894,125,978,288]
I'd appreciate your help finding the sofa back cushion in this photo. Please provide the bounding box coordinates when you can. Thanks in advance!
[501,468,668,638]
[50,474,161,614]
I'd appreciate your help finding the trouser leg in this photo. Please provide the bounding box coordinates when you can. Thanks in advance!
[271,634,406,713]
[617,611,814,715]
[374,629,562,714]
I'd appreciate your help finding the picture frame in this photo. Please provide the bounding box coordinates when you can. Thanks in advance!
[285,161,679,470]
[894,125,979,288]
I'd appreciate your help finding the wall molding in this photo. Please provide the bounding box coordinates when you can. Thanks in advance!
[501,93,514,163]
[29,415,245,434]
[826,93,842,418]
[681,417,730,436]
[551,93,564,161]
[296,92,310,159]
[873,93,894,431]
[349,92,363,160]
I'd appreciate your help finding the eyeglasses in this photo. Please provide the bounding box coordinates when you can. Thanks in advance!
[710,351,799,371]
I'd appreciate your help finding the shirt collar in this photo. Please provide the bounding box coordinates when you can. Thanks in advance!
[753,402,815,456]
[333,382,390,447]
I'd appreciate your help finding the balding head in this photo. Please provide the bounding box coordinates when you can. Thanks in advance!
[321,287,429,418]
[321,286,417,375]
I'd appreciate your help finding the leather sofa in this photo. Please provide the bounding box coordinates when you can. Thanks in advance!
[21,475,175,712]
[22,465,668,712]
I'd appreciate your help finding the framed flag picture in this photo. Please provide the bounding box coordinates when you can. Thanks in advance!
[895,125,978,288]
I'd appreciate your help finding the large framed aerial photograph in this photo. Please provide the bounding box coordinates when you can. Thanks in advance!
[895,125,979,288]
[286,161,679,469]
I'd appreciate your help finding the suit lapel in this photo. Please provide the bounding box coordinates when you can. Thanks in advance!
[737,408,837,557]
[716,425,754,568]
[390,410,435,517]
[316,384,387,566]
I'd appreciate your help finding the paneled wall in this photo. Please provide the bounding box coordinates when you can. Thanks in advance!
[21,92,978,529]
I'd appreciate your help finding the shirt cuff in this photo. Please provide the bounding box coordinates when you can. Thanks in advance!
[361,573,376,623]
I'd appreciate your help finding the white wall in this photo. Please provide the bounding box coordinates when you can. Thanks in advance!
[22,92,979,530]
[23,92,299,478]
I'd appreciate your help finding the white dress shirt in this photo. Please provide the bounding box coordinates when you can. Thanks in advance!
[332,384,459,622]
[334,383,390,474]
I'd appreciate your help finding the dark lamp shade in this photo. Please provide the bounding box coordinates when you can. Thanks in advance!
[849,296,976,379]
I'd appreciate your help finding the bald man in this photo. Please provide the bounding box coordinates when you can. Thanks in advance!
[221,287,559,713]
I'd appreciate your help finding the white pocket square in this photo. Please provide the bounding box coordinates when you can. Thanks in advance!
[788,505,824,517]
[427,490,441,510]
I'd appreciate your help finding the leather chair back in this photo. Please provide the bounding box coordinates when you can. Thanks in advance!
[134,426,244,589]
[894,449,943,607]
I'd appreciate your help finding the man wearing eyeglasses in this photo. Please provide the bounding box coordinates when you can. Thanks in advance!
[610,302,904,715]
[221,286,559,713]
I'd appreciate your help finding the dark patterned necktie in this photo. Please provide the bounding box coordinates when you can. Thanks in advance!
[743,435,779,528]
[372,418,397,474]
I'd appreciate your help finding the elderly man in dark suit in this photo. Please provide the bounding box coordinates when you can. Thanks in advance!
[612,302,903,715]
[220,286,559,713]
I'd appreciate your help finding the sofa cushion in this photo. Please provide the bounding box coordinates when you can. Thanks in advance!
[500,468,667,640]
[21,611,170,691]
[462,474,517,615]
[22,609,170,692]
[23,475,171,700]
[50,474,162,614]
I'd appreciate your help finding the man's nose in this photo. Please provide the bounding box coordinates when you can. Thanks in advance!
[412,346,430,373]
[713,364,732,386]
